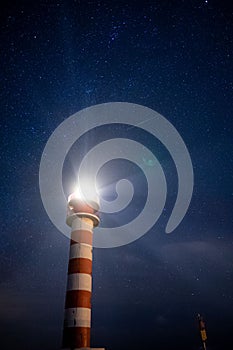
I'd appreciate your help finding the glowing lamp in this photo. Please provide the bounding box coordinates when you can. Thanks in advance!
[66,184,100,227]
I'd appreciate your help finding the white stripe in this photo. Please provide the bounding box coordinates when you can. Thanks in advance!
[64,307,91,328]
[72,217,93,231]
[67,273,92,292]
[69,243,92,260]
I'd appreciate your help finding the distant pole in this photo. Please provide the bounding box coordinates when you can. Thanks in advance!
[197,313,207,350]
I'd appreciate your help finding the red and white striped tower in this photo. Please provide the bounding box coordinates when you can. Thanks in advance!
[62,189,104,350]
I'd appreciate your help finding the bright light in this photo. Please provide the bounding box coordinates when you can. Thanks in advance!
[72,177,99,205]
[73,186,84,200]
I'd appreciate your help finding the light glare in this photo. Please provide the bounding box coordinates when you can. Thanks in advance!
[73,177,99,204]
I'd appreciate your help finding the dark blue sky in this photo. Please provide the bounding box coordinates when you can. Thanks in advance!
[0,1,232,349]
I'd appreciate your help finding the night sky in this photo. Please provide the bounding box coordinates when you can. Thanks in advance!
[0,1,233,349]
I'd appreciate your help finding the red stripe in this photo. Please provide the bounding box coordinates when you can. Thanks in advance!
[68,258,92,275]
[71,230,93,245]
[65,290,91,309]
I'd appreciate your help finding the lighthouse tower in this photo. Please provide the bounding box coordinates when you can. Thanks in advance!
[62,188,105,350]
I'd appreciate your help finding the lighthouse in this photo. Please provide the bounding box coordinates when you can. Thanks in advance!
[62,187,105,350]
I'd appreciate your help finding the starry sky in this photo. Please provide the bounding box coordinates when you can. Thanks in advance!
[0,1,233,349]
